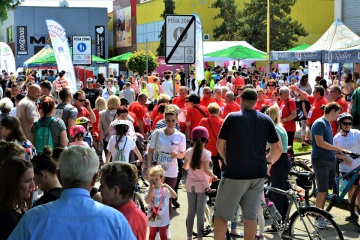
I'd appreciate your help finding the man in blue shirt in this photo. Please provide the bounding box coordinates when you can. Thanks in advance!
[311,102,349,228]
[9,146,136,240]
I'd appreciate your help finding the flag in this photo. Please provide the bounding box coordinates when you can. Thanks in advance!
[46,19,76,93]
[0,42,16,74]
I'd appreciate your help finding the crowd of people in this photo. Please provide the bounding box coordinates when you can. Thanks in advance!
[0,65,359,240]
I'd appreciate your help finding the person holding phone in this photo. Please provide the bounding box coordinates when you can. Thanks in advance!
[73,90,96,123]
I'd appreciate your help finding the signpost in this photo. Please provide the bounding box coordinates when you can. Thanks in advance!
[72,36,92,65]
[165,15,196,64]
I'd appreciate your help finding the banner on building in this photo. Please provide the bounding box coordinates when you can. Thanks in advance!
[17,26,28,55]
[46,19,76,93]
[194,13,204,83]
[95,26,106,59]
[115,6,132,47]
[0,42,16,74]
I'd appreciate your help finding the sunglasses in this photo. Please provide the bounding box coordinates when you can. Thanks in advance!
[268,85,275,87]
[237,88,244,91]
[341,122,352,126]
[76,99,86,102]
[205,92,212,95]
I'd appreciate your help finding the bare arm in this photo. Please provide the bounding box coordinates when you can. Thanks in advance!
[87,105,96,123]
[289,85,309,101]
[314,135,346,152]
[216,138,227,164]
[147,148,155,169]
[138,119,145,134]
[282,109,297,123]
[184,157,189,170]
[185,121,191,127]
[59,130,69,147]
[163,183,177,199]
[201,161,217,179]
[106,151,112,164]
[67,118,76,132]
[266,140,282,165]
[133,145,143,162]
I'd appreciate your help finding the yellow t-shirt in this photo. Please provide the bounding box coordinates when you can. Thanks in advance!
[154,84,159,100]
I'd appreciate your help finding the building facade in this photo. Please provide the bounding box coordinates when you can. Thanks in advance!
[0,6,109,69]
[113,0,335,55]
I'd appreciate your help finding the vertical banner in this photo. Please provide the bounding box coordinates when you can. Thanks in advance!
[17,26,28,55]
[0,42,16,74]
[46,19,76,93]
[115,6,132,48]
[193,13,203,91]
[95,26,106,59]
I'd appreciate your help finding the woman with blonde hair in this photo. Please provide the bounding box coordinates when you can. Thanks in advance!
[264,106,291,232]
[99,95,121,155]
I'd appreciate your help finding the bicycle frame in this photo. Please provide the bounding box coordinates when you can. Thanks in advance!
[332,164,360,204]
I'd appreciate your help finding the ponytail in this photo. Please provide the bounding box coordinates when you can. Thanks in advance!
[114,133,126,149]
[190,138,205,170]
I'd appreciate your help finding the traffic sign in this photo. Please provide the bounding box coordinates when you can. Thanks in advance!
[165,15,195,64]
[72,36,92,65]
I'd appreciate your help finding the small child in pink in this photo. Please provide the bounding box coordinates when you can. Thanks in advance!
[184,126,218,240]
[69,125,90,148]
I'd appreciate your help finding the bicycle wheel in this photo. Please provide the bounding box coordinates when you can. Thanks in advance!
[192,204,213,237]
[287,207,343,239]
[291,162,316,197]
[133,192,146,213]
[350,185,360,232]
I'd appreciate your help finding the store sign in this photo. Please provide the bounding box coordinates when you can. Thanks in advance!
[17,26,28,55]
[95,26,105,59]
[30,36,71,45]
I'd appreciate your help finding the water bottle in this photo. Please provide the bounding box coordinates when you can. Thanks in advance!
[267,201,282,222]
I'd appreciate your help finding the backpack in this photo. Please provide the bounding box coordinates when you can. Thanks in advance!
[287,101,306,121]
[34,117,55,153]
[114,136,128,162]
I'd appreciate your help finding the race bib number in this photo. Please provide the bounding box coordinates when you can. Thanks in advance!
[157,152,172,170]
[308,110,313,119]
[144,117,151,126]
[279,109,283,117]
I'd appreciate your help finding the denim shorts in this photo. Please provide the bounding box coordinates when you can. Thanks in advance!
[312,158,336,192]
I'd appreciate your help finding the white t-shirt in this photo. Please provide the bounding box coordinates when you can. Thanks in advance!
[144,186,171,227]
[107,135,136,163]
[226,82,232,91]
[162,81,173,97]
[147,83,154,99]
[333,130,360,172]
[149,129,186,178]
[102,86,116,102]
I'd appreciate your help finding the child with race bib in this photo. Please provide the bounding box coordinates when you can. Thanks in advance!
[144,165,177,240]
[106,120,143,163]
[184,126,218,240]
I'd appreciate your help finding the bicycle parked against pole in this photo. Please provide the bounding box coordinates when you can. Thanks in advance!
[263,178,344,239]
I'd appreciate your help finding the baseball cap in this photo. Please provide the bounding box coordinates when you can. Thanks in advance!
[86,78,94,83]
[240,88,257,101]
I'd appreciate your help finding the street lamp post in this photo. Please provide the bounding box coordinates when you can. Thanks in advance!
[267,0,270,76]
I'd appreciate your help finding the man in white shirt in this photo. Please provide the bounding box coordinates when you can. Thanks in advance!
[162,74,173,97]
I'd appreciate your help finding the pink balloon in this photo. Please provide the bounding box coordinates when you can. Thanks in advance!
[224,62,229,67]
[260,67,265,71]
[275,63,279,68]
[243,64,247,68]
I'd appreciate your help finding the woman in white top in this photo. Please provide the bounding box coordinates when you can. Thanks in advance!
[333,113,360,221]
[147,104,186,217]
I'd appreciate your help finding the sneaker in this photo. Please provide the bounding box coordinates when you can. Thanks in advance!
[315,218,328,229]
[172,199,180,208]
[345,214,359,221]
[167,228,171,239]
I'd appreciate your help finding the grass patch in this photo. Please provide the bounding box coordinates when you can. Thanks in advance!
[293,139,312,155]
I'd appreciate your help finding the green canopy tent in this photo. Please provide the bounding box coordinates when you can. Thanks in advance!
[29,48,108,65]
[24,45,55,67]
[287,43,311,51]
[204,45,267,62]
[107,52,133,62]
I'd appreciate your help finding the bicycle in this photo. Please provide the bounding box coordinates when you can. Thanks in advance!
[325,153,360,232]
[290,157,316,198]
[263,182,344,239]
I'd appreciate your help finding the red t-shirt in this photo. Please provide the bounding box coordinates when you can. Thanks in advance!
[172,96,186,109]
[128,111,139,128]
[152,113,164,130]
[117,201,147,240]
[307,96,328,125]
[331,97,348,135]
[151,105,159,120]
[223,101,241,118]
[254,99,272,111]
[186,105,209,138]
[215,98,225,108]
[129,102,150,132]
[235,97,241,105]
[74,105,90,119]
[200,97,216,108]
[92,109,101,140]
[233,76,245,90]
[280,98,297,132]
[199,116,224,156]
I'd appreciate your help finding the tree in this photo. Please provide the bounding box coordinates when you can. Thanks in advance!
[156,0,175,57]
[126,50,159,75]
[239,0,308,51]
[211,0,244,40]
[0,0,20,22]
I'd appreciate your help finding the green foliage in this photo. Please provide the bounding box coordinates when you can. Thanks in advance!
[156,0,176,57]
[0,0,20,22]
[126,50,159,75]
[211,0,244,40]
[239,0,308,51]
